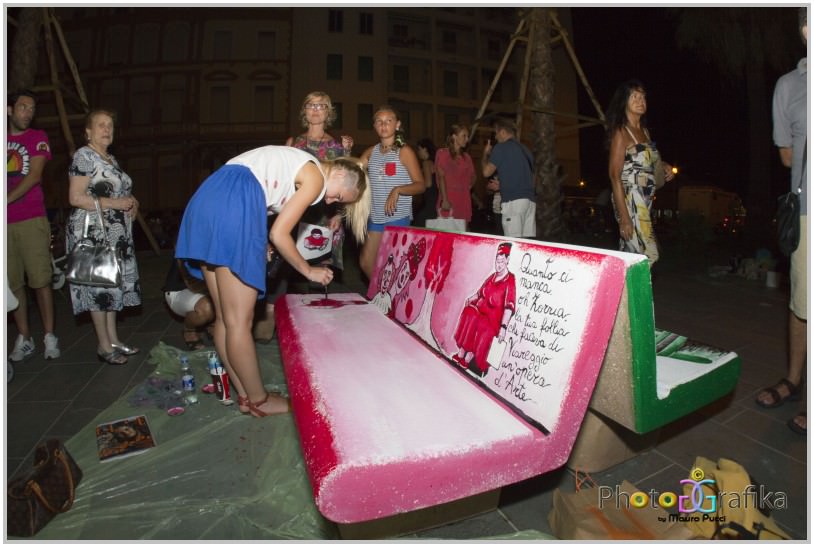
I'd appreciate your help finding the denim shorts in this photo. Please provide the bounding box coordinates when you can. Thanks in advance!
[367,216,411,233]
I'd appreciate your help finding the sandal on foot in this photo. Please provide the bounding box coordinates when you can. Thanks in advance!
[97,349,128,365]
[111,342,140,356]
[755,378,801,408]
[236,394,250,414]
[788,412,807,436]
[182,329,205,351]
[247,392,291,418]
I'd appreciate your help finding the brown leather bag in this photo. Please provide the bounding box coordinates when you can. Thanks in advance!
[6,439,83,537]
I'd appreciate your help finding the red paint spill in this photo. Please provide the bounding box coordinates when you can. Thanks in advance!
[307,298,368,308]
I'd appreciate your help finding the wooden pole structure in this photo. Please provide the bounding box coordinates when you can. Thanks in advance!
[471,16,527,137]
[41,7,75,156]
[47,8,89,112]
[515,13,536,139]
[474,10,607,138]
[550,12,606,125]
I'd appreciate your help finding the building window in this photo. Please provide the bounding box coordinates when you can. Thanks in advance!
[329,10,343,32]
[130,76,155,125]
[359,12,373,35]
[393,65,409,93]
[258,31,276,59]
[105,24,130,65]
[358,56,373,82]
[133,23,159,64]
[357,103,373,130]
[255,86,275,122]
[487,38,501,60]
[443,70,458,97]
[327,54,343,80]
[162,22,190,63]
[210,86,230,123]
[444,113,458,132]
[333,102,343,128]
[213,30,232,61]
[161,75,186,123]
[442,30,457,53]
[391,23,408,47]
[99,79,125,119]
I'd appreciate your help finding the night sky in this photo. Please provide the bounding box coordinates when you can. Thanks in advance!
[570,6,804,201]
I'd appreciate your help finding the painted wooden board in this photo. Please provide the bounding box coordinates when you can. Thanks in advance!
[366,228,627,434]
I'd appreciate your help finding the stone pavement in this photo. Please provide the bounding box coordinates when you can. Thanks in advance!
[4,241,809,539]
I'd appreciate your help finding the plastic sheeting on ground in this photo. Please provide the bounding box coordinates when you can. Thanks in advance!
[31,341,552,540]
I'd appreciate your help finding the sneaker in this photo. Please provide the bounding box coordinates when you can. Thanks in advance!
[9,335,35,362]
[44,333,61,360]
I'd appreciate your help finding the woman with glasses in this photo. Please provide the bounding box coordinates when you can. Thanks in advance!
[286,91,353,160]
[252,92,355,342]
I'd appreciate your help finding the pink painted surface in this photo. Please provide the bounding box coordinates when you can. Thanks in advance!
[277,228,627,523]
[367,228,626,433]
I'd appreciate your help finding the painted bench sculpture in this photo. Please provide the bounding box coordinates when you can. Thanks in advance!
[276,227,740,525]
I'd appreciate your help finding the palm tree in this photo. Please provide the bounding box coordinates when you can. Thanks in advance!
[526,7,567,242]
[674,7,802,225]
[8,7,42,91]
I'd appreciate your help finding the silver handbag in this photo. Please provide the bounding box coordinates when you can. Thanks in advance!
[65,197,123,288]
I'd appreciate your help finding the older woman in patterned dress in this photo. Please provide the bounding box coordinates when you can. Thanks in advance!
[66,110,141,365]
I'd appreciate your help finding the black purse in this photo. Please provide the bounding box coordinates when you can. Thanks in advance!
[776,143,806,257]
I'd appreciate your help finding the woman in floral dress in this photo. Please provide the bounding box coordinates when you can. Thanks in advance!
[66,110,141,365]
[606,79,674,265]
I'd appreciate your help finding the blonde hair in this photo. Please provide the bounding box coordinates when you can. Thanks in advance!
[299,91,336,129]
[324,157,370,244]
[445,124,468,159]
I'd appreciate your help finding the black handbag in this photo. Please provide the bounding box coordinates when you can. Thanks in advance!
[776,143,806,257]
[6,439,84,537]
[65,196,123,287]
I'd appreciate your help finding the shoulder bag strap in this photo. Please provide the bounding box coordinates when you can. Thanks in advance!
[796,139,806,194]
[90,196,111,245]
[624,126,638,144]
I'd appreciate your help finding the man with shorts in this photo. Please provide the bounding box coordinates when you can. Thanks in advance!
[481,117,536,238]
[756,8,808,436]
[7,89,60,362]
[163,259,214,351]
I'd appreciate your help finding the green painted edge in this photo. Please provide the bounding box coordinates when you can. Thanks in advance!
[624,261,658,431]
[625,263,741,432]
[636,356,741,432]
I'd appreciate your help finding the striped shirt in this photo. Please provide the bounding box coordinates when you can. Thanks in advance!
[368,145,413,224]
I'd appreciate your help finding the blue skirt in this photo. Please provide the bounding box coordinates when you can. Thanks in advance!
[175,165,268,296]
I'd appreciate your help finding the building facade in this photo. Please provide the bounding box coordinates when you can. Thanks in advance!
[12,6,580,214]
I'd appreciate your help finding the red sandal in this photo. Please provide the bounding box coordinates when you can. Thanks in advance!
[236,394,250,414]
[247,392,291,418]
